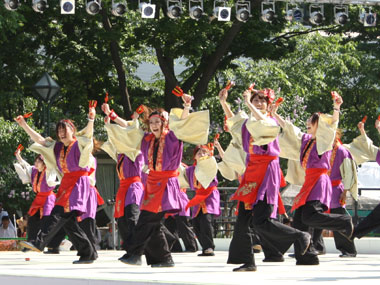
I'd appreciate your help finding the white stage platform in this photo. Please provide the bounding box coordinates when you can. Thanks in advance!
[1,238,380,285]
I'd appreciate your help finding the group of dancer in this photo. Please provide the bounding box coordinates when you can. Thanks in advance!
[11,82,380,270]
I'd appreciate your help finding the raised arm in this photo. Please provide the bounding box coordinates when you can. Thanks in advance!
[101,103,131,128]
[332,91,343,124]
[243,90,266,121]
[181,94,192,120]
[14,116,46,146]
[214,138,225,159]
[357,121,366,136]
[218,88,234,119]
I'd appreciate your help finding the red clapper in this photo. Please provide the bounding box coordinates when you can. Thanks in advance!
[172,86,184,97]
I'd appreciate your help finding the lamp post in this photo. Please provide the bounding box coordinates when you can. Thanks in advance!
[33,73,60,136]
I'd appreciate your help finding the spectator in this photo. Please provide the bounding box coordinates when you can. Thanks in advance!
[0,202,9,227]
[0,216,17,238]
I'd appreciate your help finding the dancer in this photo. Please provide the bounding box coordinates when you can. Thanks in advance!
[16,105,97,264]
[101,114,145,260]
[273,92,354,265]
[220,86,311,272]
[14,150,57,243]
[101,94,209,267]
[185,144,220,256]
[347,118,380,240]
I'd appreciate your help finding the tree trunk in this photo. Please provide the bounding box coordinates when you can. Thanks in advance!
[101,9,132,118]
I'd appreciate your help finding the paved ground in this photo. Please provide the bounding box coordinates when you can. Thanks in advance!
[0,249,380,285]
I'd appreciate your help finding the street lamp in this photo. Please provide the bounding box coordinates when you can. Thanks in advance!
[33,73,60,136]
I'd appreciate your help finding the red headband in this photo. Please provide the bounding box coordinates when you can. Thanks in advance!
[149,114,166,122]
[63,119,75,130]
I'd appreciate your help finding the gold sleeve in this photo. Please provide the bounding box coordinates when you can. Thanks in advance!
[194,156,218,188]
[343,134,378,164]
[226,111,248,148]
[218,141,246,180]
[285,159,305,186]
[340,157,358,201]
[178,164,190,189]
[29,138,63,182]
[279,120,303,161]
[316,114,338,155]
[103,120,144,162]
[77,135,93,169]
[245,116,280,146]
[169,108,209,145]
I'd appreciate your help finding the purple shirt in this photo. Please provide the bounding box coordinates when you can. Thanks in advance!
[329,145,353,209]
[117,153,144,207]
[54,141,91,214]
[241,119,281,218]
[80,158,99,220]
[300,134,332,208]
[31,167,56,216]
[186,166,220,218]
[140,130,183,213]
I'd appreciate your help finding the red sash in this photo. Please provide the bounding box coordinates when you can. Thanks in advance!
[291,168,328,212]
[186,186,217,210]
[55,170,92,208]
[114,176,141,218]
[141,170,179,213]
[331,179,342,187]
[28,191,55,217]
[94,186,105,206]
[231,154,277,204]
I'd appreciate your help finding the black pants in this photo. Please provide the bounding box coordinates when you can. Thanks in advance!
[79,218,100,251]
[27,212,42,242]
[227,202,255,265]
[310,228,326,254]
[312,208,356,255]
[117,203,140,252]
[193,211,215,252]
[252,199,305,259]
[127,210,172,265]
[165,215,198,252]
[35,205,97,261]
[293,201,351,264]
[353,203,380,239]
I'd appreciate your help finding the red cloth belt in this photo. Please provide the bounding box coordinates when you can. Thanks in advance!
[94,186,105,206]
[28,191,55,217]
[186,186,217,210]
[55,169,93,208]
[114,176,141,218]
[231,154,277,204]
[141,169,179,213]
[331,179,342,187]
[291,168,328,212]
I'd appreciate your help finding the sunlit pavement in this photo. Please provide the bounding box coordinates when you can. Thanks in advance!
[0,241,380,285]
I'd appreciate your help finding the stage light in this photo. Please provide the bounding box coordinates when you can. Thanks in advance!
[112,0,127,16]
[235,1,251,23]
[4,0,20,11]
[139,0,155,18]
[32,0,48,13]
[334,5,349,25]
[213,0,231,22]
[189,0,203,21]
[167,0,182,19]
[86,0,101,15]
[359,7,376,27]
[60,0,75,14]
[261,0,276,23]
[309,4,324,25]
[285,2,303,22]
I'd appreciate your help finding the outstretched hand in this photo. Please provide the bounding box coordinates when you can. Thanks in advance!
[218,89,228,103]
[89,107,96,120]
[14,115,26,127]
[182,94,192,106]
[242,90,252,105]
[101,103,111,116]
